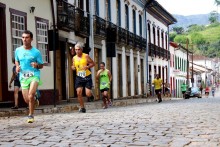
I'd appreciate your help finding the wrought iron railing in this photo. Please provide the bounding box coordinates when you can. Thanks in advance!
[93,15,107,37]
[135,35,141,49]
[127,31,135,46]
[75,8,90,37]
[57,0,90,37]
[57,0,75,30]
[118,27,127,44]
[142,38,147,51]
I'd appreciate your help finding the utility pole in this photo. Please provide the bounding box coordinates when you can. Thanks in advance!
[186,38,189,87]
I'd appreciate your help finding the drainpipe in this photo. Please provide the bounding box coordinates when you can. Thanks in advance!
[50,0,56,107]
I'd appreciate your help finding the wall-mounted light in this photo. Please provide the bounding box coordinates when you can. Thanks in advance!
[30,6,35,13]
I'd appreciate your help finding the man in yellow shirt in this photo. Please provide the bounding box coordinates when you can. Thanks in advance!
[152,74,163,103]
[71,42,95,113]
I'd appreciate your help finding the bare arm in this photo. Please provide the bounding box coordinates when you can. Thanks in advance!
[86,55,95,69]
[96,70,102,80]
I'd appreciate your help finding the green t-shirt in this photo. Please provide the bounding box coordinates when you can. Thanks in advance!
[100,69,110,90]
[181,84,187,91]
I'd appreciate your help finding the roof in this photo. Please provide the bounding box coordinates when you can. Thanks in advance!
[146,0,177,25]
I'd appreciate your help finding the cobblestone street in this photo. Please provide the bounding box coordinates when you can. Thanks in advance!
[1,95,220,147]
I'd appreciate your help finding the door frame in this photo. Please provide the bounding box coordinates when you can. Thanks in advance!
[0,3,8,101]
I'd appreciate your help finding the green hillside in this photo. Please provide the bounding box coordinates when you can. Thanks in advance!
[170,23,220,57]
[200,24,220,42]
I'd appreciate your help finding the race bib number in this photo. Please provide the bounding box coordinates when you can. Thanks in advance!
[77,71,86,78]
[22,71,34,79]
[101,82,107,86]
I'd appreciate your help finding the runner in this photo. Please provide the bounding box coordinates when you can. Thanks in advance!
[9,58,21,109]
[15,30,44,123]
[96,62,112,109]
[152,74,163,103]
[181,82,187,98]
[71,42,95,113]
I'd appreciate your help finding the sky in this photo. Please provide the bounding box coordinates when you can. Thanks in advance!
[156,0,217,16]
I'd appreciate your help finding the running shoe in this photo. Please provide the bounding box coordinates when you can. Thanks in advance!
[79,108,86,113]
[103,105,108,109]
[11,106,18,109]
[27,115,34,123]
[108,101,112,107]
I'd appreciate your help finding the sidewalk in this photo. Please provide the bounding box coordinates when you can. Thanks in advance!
[0,96,172,117]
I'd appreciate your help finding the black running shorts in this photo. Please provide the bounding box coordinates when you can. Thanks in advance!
[14,80,21,87]
[155,89,161,95]
[75,75,93,89]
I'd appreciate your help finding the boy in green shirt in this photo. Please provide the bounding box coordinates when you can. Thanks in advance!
[181,82,187,98]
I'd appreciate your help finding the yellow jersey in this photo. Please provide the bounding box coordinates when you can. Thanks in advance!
[153,78,162,90]
[73,53,91,78]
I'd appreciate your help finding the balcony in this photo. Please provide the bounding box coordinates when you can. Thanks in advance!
[57,0,90,37]
[57,0,75,31]
[75,8,90,37]
[93,15,107,38]
[117,27,127,44]
[127,31,135,47]
[148,43,155,56]
[141,38,147,51]
[135,35,141,49]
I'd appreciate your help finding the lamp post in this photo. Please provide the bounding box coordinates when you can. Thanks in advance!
[186,38,189,87]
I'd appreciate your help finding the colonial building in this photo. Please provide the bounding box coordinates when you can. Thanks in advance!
[146,1,176,96]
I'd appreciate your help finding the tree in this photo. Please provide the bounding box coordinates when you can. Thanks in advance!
[172,26,184,34]
[215,0,220,12]
[190,33,206,45]
[174,35,187,44]
[187,24,205,33]
[209,11,219,24]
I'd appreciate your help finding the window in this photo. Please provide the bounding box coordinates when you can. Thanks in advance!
[95,0,99,15]
[35,17,49,63]
[139,15,142,36]
[116,0,121,26]
[147,23,151,43]
[132,9,136,34]
[10,9,27,56]
[125,4,129,29]
[107,0,111,21]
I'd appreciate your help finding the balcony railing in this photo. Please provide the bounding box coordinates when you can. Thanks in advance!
[142,38,146,51]
[93,15,107,37]
[57,0,75,30]
[57,0,90,37]
[127,31,135,46]
[148,43,170,60]
[117,27,127,44]
[135,35,141,49]
[75,8,90,37]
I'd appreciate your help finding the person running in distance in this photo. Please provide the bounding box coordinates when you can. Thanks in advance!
[152,74,163,103]
[71,42,95,113]
[15,30,44,123]
[96,62,112,109]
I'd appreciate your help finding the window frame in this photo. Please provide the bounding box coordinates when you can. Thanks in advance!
[9,8,27,58]
[35,17,49,65]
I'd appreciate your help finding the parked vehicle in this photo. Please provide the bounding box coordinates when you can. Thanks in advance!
[185,87,202,99]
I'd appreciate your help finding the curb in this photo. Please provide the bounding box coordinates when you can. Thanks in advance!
[0,97,172,117]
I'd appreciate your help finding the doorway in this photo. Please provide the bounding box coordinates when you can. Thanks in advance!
[0,4,7,101]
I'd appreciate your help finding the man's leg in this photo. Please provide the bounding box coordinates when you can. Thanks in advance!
[28,81,38,116]
[14,86,19,107]
[76,87,85,108]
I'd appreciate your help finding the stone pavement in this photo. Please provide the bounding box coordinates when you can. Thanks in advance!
[0,93,220,146]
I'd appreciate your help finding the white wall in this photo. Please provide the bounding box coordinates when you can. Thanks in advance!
[2,0,54,90]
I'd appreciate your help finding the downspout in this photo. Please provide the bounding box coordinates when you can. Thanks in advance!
[167,26,170,84]
[144,4,149,97]
[50,0,57,107]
